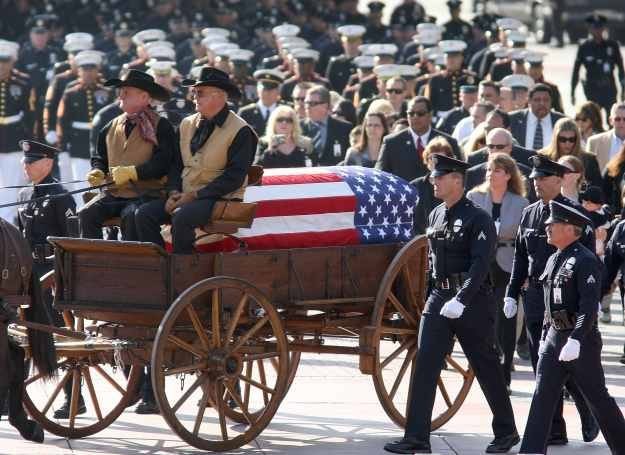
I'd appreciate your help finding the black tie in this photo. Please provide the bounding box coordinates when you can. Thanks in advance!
[533,120,543,150]
[190,118,215,155]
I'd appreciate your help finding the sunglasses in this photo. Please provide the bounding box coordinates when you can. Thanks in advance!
[557,136,577,143]
[486,143,508,150]
[613,117,625,122]
[387,88,404,94]
[305,100,326,107]
[408,110,430,117]
[276,117,293,123]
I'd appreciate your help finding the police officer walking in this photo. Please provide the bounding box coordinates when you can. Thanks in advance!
[571,14,625,116]
[384,154,519,454]
[504,155,599,444]
[519,201,625,454]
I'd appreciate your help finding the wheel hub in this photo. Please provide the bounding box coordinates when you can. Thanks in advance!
[206,349,242,379]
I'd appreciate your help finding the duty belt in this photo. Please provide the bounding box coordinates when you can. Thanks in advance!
[71,121,92,130]
[0,112,23,125]
[32,244,54,263]
[550,309,576,331]
[433,273,469,291]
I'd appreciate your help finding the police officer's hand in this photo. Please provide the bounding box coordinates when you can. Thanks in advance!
[503,297,517,319]
[111,166,138,186]
[86,169,105,186]
[440,297,465,319]
[558,338,580,362]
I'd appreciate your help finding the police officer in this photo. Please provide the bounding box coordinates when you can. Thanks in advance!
[504,155,599,444]
[16,139,81,419]
[384,154,519,454]
[424,40,478,123]
[147,60,194,128]
[519,201,625,454]
[325,25,365,93]
[442,0,472,42]
[571,13,625,116]
[363,1,391,44]
[104,24,136,79]
[238,68,284,137]
[601,217,625,364]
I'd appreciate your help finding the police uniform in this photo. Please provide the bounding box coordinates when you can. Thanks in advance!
[601,218,625,363]
[237,69,284,137]
[442,1,472,42]
[436,85,474,134]
[519,201,625,454]
[363,2,391,44]
[385,155,518,454]
[571,14,625,114]
[506,156,599,443]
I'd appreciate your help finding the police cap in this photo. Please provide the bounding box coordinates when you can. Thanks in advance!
[253,69,284,89]
[585,13,608,28]
[20,140,60,164]
[430,154,471,177]
[529,155,570,178]
[580,185,605,204]
[367,1,384,12]
[545,200,592,228]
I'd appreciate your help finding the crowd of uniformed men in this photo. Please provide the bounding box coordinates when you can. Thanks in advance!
[2,0,625,453]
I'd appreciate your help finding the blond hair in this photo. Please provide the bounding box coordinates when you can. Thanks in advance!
[262,105,304,144]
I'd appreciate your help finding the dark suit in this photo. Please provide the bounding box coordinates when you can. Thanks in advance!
[436,107,469,135]
[509,109,566,149]
[301,116,352,166]
[410,173,439,235]
[465,161,536,202]
[237,103,273,137]
[467,145,537,168]
[375,128,461,182]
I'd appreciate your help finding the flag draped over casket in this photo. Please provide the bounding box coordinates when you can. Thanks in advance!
[163,166,419,252]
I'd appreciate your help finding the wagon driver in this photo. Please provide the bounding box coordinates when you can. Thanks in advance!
[135,66,258,254]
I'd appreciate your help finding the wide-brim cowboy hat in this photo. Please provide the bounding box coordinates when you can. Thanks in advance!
[181,66,241,98]
[104,69,171,102]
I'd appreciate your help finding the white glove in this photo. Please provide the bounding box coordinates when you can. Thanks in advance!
[503,297,518,319]
[440,297,465,319]
[558,338,580,362]
[45,130,58,145]
[538,339,547,355]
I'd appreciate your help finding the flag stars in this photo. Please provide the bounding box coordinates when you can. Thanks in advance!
[354,185,364,193]
[367,217,374,227]
[386,184,396,193]
[391,205,399,216]
[378,228,386,238]
[399,193,407,204]
[368,194,376,205]
[405,206,414,216]
[382,217,389,227]
[393,226,400,236]
[358,206,368,216]
[375,205,382,216]
[362,228,371,239]
[404,228,412,238]
[384,193,391,204]
[371,184,380,193]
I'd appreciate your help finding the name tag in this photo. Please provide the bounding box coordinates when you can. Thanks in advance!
[333,142,342,157]
[553,288,562,305]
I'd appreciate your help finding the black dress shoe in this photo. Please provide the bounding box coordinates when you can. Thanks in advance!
[547,433,568,445]
[384,437,431,454]
[18,420,44,443]
[516,342,530,361]
[581,413,600,442]
[485,432,520,453]
[135,400,160,414]
[53,398,87,419]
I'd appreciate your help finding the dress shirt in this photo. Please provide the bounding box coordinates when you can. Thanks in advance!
[525,111,553,150]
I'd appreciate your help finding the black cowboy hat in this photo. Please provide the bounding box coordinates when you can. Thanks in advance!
[181,66,241,98]
[104,69,170,102]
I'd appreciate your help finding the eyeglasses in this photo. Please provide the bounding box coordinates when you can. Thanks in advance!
[557,136,577,143]
[407,110,430,117]
[575,116,588,122]
[304,100,326,107]
[293,97,306,102]
[613,117,625,122]
[276,117,294,124]
[486,143,508,150]
[387,88,404,94]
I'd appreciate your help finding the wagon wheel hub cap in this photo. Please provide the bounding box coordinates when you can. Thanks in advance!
[206,349,242,379]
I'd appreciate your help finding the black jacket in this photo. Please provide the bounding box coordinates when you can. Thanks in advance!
[301,116,353,166]
[508,109,566,149]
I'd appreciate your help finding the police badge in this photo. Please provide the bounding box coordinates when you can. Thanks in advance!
[9,84,23,98]
[94,90,108,104]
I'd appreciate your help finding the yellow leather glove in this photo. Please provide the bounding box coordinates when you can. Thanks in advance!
[111,166,138,186]
[86,169,105,186]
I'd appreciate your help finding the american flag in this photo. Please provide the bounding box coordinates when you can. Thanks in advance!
[165,166,418,252]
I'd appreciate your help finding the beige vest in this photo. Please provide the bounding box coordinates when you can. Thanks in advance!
[105,112,164,198]
[179,111,248,198]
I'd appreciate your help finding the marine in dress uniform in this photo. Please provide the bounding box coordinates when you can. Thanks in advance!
[436,84,475,135]
[237,68,284,137]
[384,154,518,455]
[16,140,80,419]
[228,49,258,107]
[104,25,136,79]
[424,40,478,122]
[571,14,625,115]
[0,41,36,223]
[57,51,113,204]
[519,201,625,455]
[441,0,472,42]
[280,48,330,102]
[505,156,599,444]
[325,25,365,93]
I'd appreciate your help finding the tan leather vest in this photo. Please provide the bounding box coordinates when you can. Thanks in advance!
[105,112,164,198]
[179,111,248,198]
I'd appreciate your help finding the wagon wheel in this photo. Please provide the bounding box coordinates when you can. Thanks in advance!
[370,236,474,430]
[22,271,142,438]
[152,276,288,452]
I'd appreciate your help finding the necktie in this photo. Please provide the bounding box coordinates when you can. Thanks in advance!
[416,136,424,158]
[312,122,325,156]
[533,119,543,150]
[262,108,269,122]
[190,118,214,155]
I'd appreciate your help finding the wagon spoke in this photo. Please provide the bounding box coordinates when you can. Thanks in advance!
[243,361,252,409]
[187,305,210,351]
[238,372,275,395]
[193,382,210,437]
[230,316,269,353]
[389,344,417,400]
[172,374,207,413]
[445,355,470,378]
[167,335,205,358]
[380,338,415,370]
[82,367,103,421]
[257,360,269,406]
[69,369,81,430]
[215,382,229,441]
[437,377,453,408]
[242,352,279,362]
[92,365,126,395]
[224,380,255,426]
[388,291,417,327]
[42,370,71,415]
[212,289,221,348]
[224,293,248,345]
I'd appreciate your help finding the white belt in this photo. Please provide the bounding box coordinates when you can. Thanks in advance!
[71,121,92,130]
[0,112,23,125]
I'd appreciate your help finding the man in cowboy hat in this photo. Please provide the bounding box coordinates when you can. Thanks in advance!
[135,66,258,254]
[79,69,177,242]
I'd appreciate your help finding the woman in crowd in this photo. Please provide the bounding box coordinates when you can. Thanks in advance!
[602,142,625,214]
[540,117,602,187]
[575,101,604,148]
[254,105,311,168]
[343,112,388,167]
[463,122,487,161]
[558,155,585,202]
[467,153,529,391]
[410,137,456,235]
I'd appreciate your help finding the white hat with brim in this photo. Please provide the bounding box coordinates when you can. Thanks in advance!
[501,74,535,90]
[272,23,300,37]
[373,64,402,79]
[354,55,375,69]
[496,18,523,31]
[439,40,467,54]
[74,50,103,67]
[290,48,320,61]
[132,29,167,46]
[337,25,366,38]
[201,27,229,38]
